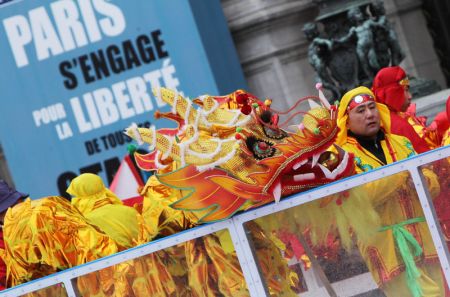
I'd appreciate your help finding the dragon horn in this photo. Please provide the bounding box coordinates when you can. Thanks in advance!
[125,124,156,149]
[315,83,331,109]
[125,123,144,145]
[152,88,199,126]
[308,99,321,110]
[153,87,247,130]
[125,124,184,162]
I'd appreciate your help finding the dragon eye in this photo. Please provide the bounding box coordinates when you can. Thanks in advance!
[263,126,288,140]
[245,136,275,160]
[260,110,272,123]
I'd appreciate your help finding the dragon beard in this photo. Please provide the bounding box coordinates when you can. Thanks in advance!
[126,88,354,223]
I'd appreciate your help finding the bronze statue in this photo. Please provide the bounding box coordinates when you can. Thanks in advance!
[304,1,406,93]
[303,22,340,100]
[338,7,381,81]
[370,0,405,67]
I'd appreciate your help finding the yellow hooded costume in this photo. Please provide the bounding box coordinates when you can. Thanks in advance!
[68,173,151,249]
[336,87,443,297]
[68,173,174,297]
[68,173,123,215]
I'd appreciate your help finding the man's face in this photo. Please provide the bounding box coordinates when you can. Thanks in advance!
[400,85,412,112]
[347,101,380,138]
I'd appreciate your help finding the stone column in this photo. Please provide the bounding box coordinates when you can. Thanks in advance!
[221,0,320,112]
[384,0,446,88]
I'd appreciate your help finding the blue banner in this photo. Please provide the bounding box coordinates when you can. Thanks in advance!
[0,0,246,198]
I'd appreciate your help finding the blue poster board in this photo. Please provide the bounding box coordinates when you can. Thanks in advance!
[0,0,246,198]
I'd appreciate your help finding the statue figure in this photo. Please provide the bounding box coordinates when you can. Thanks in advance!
[303,22,340,100]
[304,2,409,93]
[337,7,381,81]
[370,0,405,67]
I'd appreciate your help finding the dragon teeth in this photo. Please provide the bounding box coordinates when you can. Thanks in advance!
[293,159,308,170]
[317,151,350,179]
[272,182,282,204]
[318,163,334,179]
[311,153,320,168]
[293,173,315,182]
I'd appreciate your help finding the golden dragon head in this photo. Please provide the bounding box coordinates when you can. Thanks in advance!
[125,88,354,222]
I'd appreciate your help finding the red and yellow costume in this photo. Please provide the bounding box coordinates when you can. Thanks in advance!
[373,67,450,257]
[372,66,439,152]
[337,86,444,297]
[428,97,450,248]
[430,96,450,147]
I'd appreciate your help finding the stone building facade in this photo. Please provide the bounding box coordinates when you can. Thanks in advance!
[220,0,447,111]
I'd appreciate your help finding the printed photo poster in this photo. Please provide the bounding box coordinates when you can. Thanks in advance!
[0,0,247,198]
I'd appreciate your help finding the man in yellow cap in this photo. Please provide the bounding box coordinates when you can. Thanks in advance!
[336,86,444,297]
[336,86,416,169]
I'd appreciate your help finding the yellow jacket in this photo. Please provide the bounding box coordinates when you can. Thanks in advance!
[341,134,440,285]
[336,87,441,286]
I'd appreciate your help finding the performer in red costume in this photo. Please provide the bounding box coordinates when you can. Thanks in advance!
[372,66,440,153]
[429,96,450,146]
[373,67,450,296]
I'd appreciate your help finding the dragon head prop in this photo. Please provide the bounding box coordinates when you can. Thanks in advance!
[125,88,354,222]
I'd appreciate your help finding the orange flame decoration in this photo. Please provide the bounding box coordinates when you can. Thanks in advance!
[128,88,354,223]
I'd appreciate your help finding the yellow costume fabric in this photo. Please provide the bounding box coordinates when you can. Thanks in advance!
[140,173,199,239]
[247,220,300,297]
[139,173,251,297]
[68,173,159,297]
[85,204,150,249]
[68,173,122,215]
[442,128,450,146]
[336,87,444,296]
[2,197,118,287]
[403,113,440,150]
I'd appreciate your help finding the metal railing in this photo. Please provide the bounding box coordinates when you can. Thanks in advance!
[1,145,449,297]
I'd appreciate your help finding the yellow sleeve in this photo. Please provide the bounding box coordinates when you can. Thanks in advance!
[421,167,440,199]
[363,171,411,207]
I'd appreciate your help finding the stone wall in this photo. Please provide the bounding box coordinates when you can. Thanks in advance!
[221,0,319,112]
[221,0,446,108]
[385,0,446,87]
